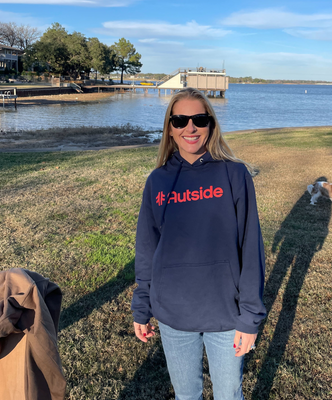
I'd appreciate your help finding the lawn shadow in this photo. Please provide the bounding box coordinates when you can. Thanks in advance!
[59,259,135,331]
[116,332,213,400]
[60,258,173,399]
[117,336,174,400]
[248,177,331,399]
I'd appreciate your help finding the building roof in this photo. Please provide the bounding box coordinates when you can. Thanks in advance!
[0,44,24,53]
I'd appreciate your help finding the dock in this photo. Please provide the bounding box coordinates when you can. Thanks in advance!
[0,87,17,109]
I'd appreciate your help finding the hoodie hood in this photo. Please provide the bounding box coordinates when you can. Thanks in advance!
[169,150,215,168]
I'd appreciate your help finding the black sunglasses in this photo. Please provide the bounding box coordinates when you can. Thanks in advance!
[169,113,212,129]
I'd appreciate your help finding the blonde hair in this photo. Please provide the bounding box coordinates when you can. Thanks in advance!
[156,88,255,174]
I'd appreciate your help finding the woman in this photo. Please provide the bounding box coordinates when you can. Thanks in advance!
[132,88,266,400]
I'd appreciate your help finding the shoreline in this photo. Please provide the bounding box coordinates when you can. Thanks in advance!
[0,125,331,153]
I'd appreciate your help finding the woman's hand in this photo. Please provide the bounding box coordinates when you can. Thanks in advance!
[134,322,156,343]
[233,330,257,357]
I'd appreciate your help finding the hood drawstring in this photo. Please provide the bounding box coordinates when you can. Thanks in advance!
[159,160,183,231]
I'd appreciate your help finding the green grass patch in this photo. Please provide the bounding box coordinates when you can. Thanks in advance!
[64,231,135,291]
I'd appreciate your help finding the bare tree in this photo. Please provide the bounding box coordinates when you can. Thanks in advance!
[0,22,18,47]
[0,22,40,49]
[16,25,40,50]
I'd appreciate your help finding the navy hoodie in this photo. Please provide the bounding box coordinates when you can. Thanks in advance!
[132,151,266,334]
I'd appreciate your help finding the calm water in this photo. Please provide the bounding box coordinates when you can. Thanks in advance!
[1,84,332,133]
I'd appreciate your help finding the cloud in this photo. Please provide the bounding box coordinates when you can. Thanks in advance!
[0,0,135,6]
[0,9,48,28]
[138,38,184,45]
[221,8,332,29]
[138,38,157,43]
[100,20,231,39]
[284,28,332,41]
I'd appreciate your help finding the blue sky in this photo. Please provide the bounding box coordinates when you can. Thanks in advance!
[1,0,332,80]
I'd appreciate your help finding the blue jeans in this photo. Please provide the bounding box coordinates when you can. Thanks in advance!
[159,321,244,400]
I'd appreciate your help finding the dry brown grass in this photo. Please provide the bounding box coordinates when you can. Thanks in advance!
[0,127,331,399]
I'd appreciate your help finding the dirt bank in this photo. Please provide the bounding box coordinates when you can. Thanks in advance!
[16,92,117,107]
[0,124,161,152]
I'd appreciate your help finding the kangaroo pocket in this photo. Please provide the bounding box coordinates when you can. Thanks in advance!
[158,261,240,330]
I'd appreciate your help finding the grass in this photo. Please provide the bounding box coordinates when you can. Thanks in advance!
[226,126,332,149]
[0,126,332,399]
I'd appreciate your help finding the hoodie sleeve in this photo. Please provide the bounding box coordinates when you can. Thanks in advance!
[131,177,160,324]
[231,165,266,334]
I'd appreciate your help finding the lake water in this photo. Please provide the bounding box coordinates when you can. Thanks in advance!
[1,84,332,134]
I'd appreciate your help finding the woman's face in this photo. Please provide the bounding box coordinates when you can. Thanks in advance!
[169,98,210,164]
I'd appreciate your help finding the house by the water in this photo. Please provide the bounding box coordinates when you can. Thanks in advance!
[0,45,24,73]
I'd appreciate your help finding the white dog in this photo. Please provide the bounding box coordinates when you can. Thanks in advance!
[307,181,332,205]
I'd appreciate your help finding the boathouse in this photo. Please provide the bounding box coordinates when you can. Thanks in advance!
[0,45,24,73]
[157,67,229,97]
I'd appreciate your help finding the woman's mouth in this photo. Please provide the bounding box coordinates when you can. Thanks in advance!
[183,136,200,143]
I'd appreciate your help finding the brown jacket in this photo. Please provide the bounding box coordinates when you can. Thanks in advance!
[0,268,66,400]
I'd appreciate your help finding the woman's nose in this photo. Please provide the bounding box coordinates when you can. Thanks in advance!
[185,119,197,133]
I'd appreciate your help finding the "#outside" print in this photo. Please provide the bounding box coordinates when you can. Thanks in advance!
[156,186,224,206]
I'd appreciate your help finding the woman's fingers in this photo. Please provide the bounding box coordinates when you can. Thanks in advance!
[233,330,241,350]
[133,322,156,343]
[134,322,148,342]
[145,323,156,338]
[234,331,257,357]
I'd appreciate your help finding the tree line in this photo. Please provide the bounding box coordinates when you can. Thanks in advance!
[229,76,331,84]
[1,22,142,83]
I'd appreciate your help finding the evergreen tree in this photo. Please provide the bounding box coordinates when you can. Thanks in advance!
[66,31,91,79]
[111,38,142,83]
[31,23,69,75]
[87,37,115,79]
